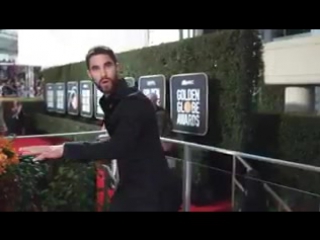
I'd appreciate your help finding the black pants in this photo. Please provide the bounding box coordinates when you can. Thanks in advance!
[8,117,24,135]
[109,187,162,212]
[109,172,182,212]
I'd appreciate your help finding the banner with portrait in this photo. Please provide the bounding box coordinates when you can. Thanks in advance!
[94,84,104,120]
[67,81,79,115]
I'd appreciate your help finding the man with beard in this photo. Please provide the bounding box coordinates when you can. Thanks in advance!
[19,46,182,212]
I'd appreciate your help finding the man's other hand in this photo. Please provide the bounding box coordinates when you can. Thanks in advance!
[96,134,110,142]
[19,145,64,161]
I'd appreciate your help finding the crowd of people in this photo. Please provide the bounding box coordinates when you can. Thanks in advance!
[0,65,44,98]
[0,77,44,98]
[0,65,44,136]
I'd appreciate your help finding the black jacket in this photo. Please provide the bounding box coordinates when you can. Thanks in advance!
[63,79,175,210]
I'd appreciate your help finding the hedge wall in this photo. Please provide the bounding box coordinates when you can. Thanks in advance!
[250,113,320,210]
[34,113,100,141]
[41,29,263,152]
[257,85,285,113]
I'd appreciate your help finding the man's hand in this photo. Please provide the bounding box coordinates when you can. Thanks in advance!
[96,134,110,142]
[0,125,7,134]
[19,145,64,162]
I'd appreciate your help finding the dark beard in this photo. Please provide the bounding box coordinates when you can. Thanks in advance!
[94,78,119,95]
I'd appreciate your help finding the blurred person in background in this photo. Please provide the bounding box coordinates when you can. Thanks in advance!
[0,101,7,135]
[0,81,4,96]
[8,100,25,135]
[2,79,16,96]
[35,77,44,97]
[147,93,175,155]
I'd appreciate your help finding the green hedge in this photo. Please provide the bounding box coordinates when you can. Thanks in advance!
[41,30,263,153]
[251,113,320,171]
[0,157,98,212]
[250,113,320,210]
[258,85,285,113]
[33,113,100,141]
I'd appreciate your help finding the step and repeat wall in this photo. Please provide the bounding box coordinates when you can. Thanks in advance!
[44,73,209,136]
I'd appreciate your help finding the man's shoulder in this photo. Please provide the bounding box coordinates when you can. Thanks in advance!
[118,90,152,113]
[124,89,149,104]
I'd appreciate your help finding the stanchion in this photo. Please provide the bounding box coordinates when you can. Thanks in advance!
[182,145,192,212]
[96,161,108,212]
[95,126,109,211]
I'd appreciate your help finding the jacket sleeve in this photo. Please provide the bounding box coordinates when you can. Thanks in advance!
[62,99,144,161]
[155,111,165,136]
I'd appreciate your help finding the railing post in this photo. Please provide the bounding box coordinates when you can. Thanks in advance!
[182,145,192,212]
[231,156,236,211]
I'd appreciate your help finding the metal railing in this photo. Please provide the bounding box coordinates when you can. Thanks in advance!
[7,130,106,140]
[160,137,320,211]
[8,130,320,211]
[232,155,292,212]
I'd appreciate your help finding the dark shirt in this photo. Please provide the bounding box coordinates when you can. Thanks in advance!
[63,79,170,191]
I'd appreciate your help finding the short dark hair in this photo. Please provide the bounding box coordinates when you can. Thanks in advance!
[85,46,118,69]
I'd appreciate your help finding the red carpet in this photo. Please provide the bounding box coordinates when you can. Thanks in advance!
[105,163,231,211]
[12,137,67,151]
[189,201,231,212]
[12,136,232,212]
[107,189,231,212]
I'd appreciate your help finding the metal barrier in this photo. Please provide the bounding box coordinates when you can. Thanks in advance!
[160,137,320,211]
[8,131,320,212]
[7,130,106,139]
[233,155,292,212]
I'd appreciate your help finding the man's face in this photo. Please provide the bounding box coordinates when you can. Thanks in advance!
[87,53,119,94]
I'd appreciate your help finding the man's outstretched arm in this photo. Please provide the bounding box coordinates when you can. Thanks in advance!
[62,99,144,162]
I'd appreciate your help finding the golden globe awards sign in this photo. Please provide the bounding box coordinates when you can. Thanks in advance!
[170,73,208,136]
[67,81,79,115]
[138,75,166,108]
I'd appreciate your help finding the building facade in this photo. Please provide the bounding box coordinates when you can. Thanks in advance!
[260,29,320,113]
[0,30,18,62]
